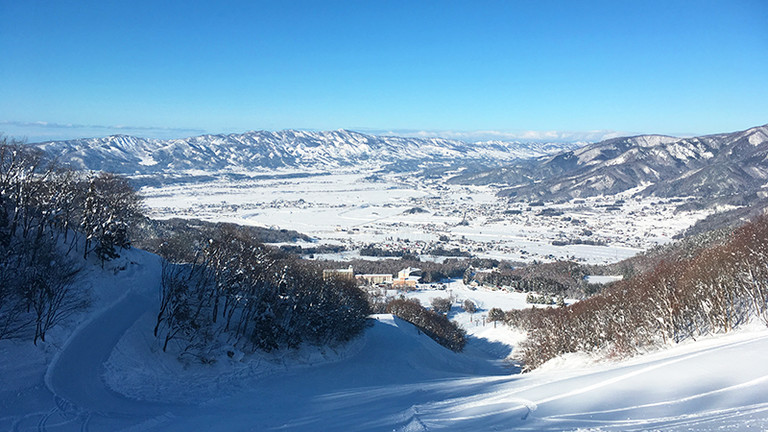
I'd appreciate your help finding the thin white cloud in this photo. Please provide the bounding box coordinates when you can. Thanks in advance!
[0,120,207,142]
[2,120,648,145]
[366,128,629,143]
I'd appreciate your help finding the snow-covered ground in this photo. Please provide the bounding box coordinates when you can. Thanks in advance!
[585,275,625,284]
[140,171,718,265]
[2,249,767,431]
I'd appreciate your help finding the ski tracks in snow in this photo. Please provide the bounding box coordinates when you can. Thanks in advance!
[37,253,178,432]
[520,333,768,430]
[392,332,768,431]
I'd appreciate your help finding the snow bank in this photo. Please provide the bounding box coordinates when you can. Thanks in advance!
[104,312,369,404]
[5,244,768,431]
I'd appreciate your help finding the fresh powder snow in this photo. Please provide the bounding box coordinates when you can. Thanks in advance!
[2,248,768,431]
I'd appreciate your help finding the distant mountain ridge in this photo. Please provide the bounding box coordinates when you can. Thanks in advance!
[31,129,579,175]
[451,124,768,207]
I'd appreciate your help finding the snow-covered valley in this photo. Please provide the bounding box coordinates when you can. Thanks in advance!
[32,129,741,265]
[141,170,716,265]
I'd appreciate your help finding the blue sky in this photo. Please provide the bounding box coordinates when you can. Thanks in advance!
[1,0,766,142]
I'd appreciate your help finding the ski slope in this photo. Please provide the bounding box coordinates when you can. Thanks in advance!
[2,250,768,431]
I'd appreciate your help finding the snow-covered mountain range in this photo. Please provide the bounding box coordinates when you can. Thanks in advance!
[32,130,579,175]
[32,124,768,209]
[452,124,768,206]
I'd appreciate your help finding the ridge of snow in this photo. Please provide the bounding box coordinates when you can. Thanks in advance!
[31,130,580,175]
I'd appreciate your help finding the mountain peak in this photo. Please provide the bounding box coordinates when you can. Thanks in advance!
[451,124,768,208]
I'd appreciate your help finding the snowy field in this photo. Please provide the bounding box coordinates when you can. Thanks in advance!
[2,249,768,431]
[141,171,718,265]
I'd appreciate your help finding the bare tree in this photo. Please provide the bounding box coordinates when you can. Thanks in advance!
[431,297,452,314]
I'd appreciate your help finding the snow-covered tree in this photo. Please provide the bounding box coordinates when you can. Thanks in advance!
[462,299,477,314]
[386,298,466,351]
[153,224,370,357]
[488,307,505,324]
[81,172,141,264]
[431,297,452,314]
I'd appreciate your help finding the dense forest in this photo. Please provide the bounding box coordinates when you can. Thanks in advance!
[0,137,140,343]
[152,224,369,360]
[323,257,502,284]
[386,298,466,352]
[506,215,768,370]
[465,260,592,297]
[134,217,312,249]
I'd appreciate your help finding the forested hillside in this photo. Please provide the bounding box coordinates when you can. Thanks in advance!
[152,224,369,359]
[0,137,140,343]
[506,215,768,370]
[0,137,369,357]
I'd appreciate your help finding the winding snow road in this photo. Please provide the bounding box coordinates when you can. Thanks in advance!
[47,292,169,416]
[33,253,182,431]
